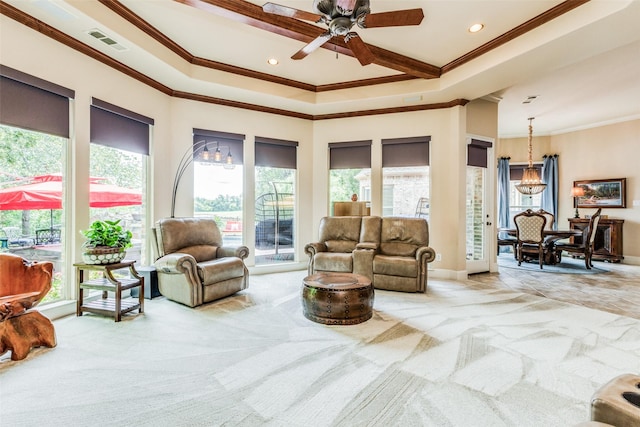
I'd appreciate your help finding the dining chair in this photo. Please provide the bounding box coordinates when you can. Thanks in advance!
[497,231,518,258]
[536,209,558,261]
[514,209,547,269]
[555,208,602,269]
[536,209,555,230]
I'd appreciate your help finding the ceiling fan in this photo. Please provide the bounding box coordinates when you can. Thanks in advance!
[262,0,424,65]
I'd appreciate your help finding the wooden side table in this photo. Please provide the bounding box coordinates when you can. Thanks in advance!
[74,260,144,322]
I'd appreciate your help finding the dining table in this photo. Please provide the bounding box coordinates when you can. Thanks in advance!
[499,228,583,265]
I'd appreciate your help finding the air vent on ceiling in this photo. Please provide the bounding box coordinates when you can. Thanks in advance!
[86,28,128,52]
[522,95,538,104]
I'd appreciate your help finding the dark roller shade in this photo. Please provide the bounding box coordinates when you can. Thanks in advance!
[91,98,153,155]
[255,136,298,169]
[382,136,431,167]
[467,139,493,168]
[0,66,74,138]
[329,140,372,169]
[510,164,542,181]
[193,128,245,165]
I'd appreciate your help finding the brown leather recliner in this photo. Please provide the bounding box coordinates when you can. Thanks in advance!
[152,217,249,307]
[305,216,436,293]
[371,217,436,293]
[304,216,363,275]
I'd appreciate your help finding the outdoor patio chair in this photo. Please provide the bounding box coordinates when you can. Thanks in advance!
[2,227,33,247]
[35,228,62,245]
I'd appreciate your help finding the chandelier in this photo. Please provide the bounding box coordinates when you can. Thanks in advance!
[515,117,547,195]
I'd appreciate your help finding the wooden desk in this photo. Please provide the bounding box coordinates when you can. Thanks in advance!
[74,261,144,322]
[500,228,582,265]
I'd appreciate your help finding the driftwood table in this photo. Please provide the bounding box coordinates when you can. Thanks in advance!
[0,253,56,361]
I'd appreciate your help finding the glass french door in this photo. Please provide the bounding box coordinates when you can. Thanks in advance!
[466,165,494,273]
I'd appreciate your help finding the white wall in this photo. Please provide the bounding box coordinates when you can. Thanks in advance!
[312,107,472,278]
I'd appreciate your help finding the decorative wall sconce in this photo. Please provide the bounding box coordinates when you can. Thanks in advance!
[171,140,235,217]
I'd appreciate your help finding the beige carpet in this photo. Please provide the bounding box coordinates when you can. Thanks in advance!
[1,270,639,426]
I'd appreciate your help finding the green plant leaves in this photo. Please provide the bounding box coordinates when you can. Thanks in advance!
[81,219,132,249]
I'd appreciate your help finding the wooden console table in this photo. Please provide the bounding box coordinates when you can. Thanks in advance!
[74,261,144,322]
[333,201,370,216]
[568,218,624,262]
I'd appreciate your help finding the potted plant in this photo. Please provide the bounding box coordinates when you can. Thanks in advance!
[80,219,132,265]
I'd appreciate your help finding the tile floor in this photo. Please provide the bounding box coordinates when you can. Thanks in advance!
[468,254,640,319]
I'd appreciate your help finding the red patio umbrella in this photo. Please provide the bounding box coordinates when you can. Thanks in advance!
[0,174,141,210]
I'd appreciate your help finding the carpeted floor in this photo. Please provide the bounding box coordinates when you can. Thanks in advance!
[1,270,639,426]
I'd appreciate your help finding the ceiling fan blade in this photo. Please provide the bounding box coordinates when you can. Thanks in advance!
[262,2,322,22]
[345,33,374,65]
[361,8,424,28]
[292,32,333,60]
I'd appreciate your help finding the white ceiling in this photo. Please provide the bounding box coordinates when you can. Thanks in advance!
[4,0,640,137]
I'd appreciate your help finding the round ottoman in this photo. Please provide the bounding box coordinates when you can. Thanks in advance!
[301,272,374,325]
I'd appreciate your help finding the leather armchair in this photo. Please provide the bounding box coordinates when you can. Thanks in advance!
[152,217,249,307]
[304,216,363,276]
[370,217,435,293]
[305,216,436,293]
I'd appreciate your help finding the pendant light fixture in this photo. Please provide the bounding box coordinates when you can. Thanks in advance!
[170,140,235,217]
[515,117,547,195]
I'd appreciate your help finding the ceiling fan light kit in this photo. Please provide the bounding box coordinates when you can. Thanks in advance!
[262,0,424,65]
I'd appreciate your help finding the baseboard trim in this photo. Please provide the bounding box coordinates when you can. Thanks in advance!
[430,269,468,281]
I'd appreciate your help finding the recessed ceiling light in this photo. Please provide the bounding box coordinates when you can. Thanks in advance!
[267,58,279,66]
[469,23,484,33]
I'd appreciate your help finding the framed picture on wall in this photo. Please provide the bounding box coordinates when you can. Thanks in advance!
[573,178,626,208]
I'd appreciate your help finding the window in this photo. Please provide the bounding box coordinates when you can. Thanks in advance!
[0,66,74,304]
[0,126,67,302]
[328,141,371,214]
[509,163,543,224]
[90,99,152,266]
[88,144,146,263]
[255,137,297,265]
[193,129,244,247]
[381,136,430,217]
